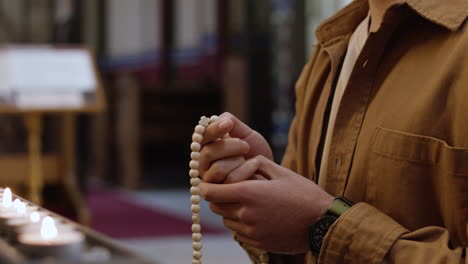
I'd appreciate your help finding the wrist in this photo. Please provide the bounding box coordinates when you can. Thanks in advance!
[303,193,334,232]
[317,194,334,220]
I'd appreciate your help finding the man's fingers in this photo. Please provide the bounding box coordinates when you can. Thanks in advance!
[224,158,260,184]
[222,218,251,237]
[209,202,241,220]
[255,155,287,180]
[199,181,246,203]
[218,112,256,140]
[234,232,262,249]
[218,113,273,160]
[201,119,233,145]
[202,156,245,183]
[199,138,249,172]
[250,173,267,181]
[201,112,255,145]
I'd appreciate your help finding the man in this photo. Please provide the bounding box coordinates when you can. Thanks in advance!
[198,0,468,263]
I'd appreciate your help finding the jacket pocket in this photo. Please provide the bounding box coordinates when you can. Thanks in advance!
[367,126,468,246]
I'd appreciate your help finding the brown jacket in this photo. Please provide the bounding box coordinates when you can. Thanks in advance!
[244,0,468,263]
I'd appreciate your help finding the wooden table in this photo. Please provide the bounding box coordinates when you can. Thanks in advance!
[0,46,106,225]
[0,95,105,225]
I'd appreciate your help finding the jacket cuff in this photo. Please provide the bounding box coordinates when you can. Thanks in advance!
[318,203,408,264]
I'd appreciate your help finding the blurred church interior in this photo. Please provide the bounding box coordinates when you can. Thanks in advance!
[0,0,350,263]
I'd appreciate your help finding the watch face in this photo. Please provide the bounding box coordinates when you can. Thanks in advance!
[309,215,337,254]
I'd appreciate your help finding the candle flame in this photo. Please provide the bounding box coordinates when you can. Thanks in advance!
[13,199,21,210]
[40,216,58,240]
[17,202,26,215]
[2,188,12,208]
[30,211,40,223]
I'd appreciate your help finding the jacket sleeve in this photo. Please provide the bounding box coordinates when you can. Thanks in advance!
[319,202,467,264]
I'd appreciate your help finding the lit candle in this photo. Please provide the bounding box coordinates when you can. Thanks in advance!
[20,215,74,235]
[2,187,12,209]
[18,216,84,262]
[41,217,58,239]
[12,198,21,210]
[5,210,48,242]
[0,189,27,224]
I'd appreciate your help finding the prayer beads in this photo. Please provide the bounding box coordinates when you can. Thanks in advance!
[189,115,268,264]
[189,115,217,263]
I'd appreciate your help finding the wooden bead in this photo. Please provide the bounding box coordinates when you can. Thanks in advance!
[195,125,205,134]
[210,115,219,122]
[192,133,203,143]
[190,178,200,186]
[189,169,199,178]
[192,214,200,224]
[192,232,202,242]
[191,151,201,160]
[189,160,200,169]
[191,204,201,213]
[190,186,200,195]
[193,251,202,260]
[192,242,203,251]
[191,195,201,204]
[192,224,201,233]
[199,116,210,126]
[190,116,219,263]
[191,142,201,152]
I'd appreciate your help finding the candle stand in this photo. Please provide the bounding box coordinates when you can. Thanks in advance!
[0,190,156,264]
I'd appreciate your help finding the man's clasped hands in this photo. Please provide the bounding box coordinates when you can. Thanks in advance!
[198,112,334,254]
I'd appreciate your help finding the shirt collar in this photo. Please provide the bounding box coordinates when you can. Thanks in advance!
[407,0,468,31]
[315,0,468,45]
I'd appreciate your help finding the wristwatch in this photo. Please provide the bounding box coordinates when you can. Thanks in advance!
[308,197,354,254]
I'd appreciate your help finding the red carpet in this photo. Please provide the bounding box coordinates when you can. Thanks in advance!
[87,189,225,239]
